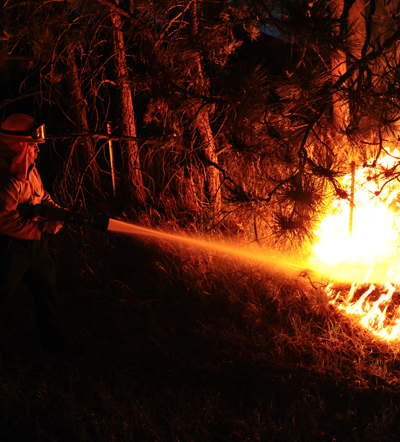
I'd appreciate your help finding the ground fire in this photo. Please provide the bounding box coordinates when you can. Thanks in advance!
[312,151,400,342]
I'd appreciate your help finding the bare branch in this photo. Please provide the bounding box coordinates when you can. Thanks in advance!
[0,92,39,109]
[3,55,36,60]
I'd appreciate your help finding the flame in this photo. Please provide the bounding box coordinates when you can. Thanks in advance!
[312,151,400,341]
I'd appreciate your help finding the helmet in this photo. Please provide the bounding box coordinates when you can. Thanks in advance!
[0,114,46,143]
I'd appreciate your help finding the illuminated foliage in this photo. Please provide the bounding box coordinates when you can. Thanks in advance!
[2,0,400,248]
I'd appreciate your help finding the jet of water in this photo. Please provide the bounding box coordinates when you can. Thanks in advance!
[107,218,309,278]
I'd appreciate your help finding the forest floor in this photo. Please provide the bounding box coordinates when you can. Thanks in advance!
[1,224,400,442]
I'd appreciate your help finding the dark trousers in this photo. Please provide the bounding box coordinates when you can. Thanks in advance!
[0,235,64,343]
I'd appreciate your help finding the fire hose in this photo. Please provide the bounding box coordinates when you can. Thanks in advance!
[17,203,110,232]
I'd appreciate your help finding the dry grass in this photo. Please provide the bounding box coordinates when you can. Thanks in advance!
[1,224,400,441]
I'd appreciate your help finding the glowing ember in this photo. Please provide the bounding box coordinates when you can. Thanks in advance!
[312,151,400,342]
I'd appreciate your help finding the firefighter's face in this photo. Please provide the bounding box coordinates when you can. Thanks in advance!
[27,143,40,163]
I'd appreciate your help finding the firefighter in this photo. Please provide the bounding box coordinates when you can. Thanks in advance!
[0,113,66,353]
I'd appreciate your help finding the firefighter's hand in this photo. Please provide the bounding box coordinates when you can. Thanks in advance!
[42,220,64,234]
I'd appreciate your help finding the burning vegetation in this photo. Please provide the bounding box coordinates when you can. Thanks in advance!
[311,151,400,343]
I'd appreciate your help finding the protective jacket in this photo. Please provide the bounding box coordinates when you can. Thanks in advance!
[0,139,59,240]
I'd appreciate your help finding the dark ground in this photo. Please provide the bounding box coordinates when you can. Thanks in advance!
[0,227,400,441]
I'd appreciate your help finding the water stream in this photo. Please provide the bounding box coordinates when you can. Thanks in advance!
[107,218,307,277]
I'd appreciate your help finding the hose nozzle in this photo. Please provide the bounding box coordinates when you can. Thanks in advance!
[17,204,110,232]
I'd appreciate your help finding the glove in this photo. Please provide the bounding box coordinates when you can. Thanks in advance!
[42,220,64,234]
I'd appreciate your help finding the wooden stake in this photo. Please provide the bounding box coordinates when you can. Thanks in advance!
[107,123,117,198]
[349,161,355,237]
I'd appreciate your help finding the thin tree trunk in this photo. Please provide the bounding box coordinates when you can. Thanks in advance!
[66,47,101,190]
[347,0,366,110]
[110,1,146,204]
[347,0,366,61]
[331,0,366,236]
[127,0,134,15]
[196,105,222,211]
[190,0,222,216]
[331,0,349,135]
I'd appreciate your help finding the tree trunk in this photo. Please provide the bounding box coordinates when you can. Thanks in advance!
[347,0,367,61]
[331,0,350,135]
[190,0,222,217]
[126,0,134,14]
[110,1,146,205]
[368,0,399,146]
[196,104,222,212]
[66,47,101,191]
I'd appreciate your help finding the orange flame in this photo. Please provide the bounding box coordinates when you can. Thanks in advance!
[312,151,400,341]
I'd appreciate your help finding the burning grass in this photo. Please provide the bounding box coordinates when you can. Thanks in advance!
[1,224,400,441]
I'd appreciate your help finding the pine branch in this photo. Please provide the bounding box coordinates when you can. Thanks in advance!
[47,133,171,143]
[298,25,400,163]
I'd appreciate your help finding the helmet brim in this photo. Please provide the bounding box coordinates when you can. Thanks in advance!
[0,133,45,143]
[0,123,46,143]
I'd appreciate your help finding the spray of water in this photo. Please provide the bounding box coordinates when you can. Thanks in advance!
[107,219,311,278]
